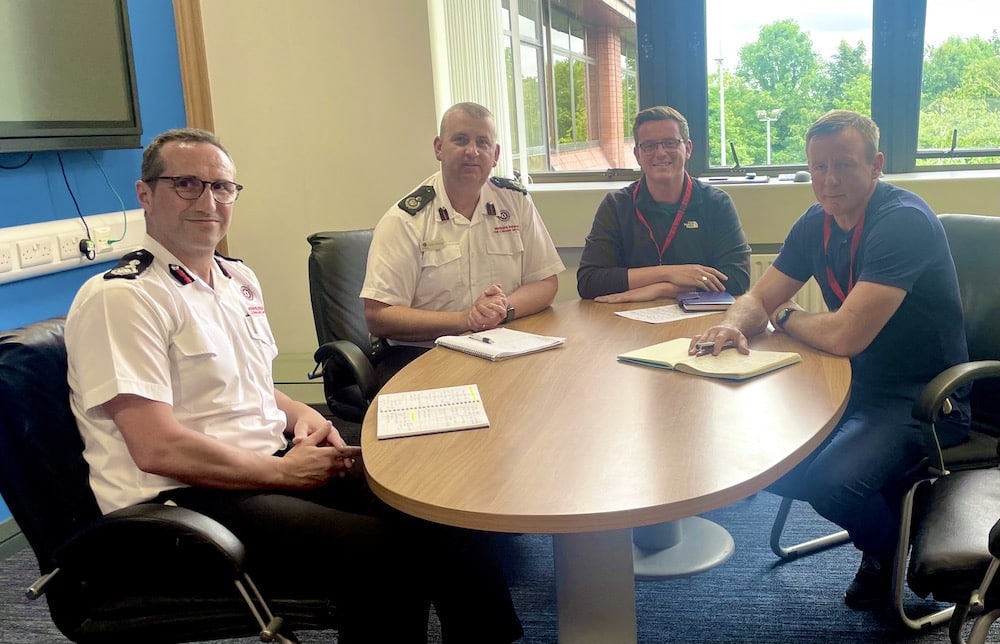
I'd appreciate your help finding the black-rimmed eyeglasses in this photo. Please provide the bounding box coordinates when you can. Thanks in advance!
[146,175,244,204]
[637,138,687,154]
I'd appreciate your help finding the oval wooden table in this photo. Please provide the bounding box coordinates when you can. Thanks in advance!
[361,299,851,643]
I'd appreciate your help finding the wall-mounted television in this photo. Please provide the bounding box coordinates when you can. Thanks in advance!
[0,0,142,154]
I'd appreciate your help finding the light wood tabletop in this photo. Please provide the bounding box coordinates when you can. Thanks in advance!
[360,299,851,642]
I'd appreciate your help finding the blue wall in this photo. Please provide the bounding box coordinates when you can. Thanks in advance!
[0,0,187,522]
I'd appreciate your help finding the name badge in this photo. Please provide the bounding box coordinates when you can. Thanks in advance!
[421,239,446,251]
[683,221,700,229]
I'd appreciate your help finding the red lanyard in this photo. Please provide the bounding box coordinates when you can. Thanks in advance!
[822,211,866,303]
[633,173,693,264]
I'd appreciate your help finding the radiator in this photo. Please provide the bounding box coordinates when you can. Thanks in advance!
[750,254,828,313]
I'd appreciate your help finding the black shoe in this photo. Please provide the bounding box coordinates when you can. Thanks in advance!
[844,553,892,610]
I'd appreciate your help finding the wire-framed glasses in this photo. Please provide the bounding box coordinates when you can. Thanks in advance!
[147,175,244,204]
[637,138,686,154]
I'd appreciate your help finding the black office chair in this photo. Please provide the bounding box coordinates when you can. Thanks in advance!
[770,213,1000,629]
[0,317,339,643]
[895,213,1000,639]
[306,230,380,426]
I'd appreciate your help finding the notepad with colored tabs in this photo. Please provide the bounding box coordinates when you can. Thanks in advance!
[434,327,565,361]
[377,384,490,439]
[617,337,801,381]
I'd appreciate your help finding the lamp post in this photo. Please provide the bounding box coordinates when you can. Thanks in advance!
[756,108,782,164]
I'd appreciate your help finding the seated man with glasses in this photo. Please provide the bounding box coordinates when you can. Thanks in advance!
[577,105,751,302]
[65,128,523,643]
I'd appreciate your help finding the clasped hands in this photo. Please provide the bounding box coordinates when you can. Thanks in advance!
[285,420,361,488]
[466,283,509,331]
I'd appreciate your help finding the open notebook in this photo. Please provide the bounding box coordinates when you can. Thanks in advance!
[435,327,565,361]
[617,337,801,381]
[376,384,489,439]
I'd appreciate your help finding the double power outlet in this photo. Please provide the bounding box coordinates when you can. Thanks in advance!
[0,210,145,284]
[0,228,116,273]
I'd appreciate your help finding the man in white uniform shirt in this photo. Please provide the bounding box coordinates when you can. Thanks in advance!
[65,128,522,643]
[361,102,564,378]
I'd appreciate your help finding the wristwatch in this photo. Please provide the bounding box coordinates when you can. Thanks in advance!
[775,307,796,329]
[504,305,516,324]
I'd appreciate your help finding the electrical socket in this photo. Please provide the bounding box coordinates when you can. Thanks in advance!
[18,237,55,268]
[93,226,114,254]
[0,243,12,273]
[58,233,84,261]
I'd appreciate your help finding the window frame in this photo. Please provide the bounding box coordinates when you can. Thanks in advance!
[528,0,1000,182]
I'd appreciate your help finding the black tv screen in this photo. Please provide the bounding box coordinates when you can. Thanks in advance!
[0,0,142,154]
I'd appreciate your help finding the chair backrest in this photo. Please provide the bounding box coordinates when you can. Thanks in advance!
[940,214,1000,431]
[307,230,377,357]
[0,317,102,572]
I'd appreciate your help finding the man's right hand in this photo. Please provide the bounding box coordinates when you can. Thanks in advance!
[688,323,750,356]
[664,264,728,291]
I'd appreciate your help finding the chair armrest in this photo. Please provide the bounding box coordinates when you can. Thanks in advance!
[913,360,1000,424]
[913,360,1000,474]
[27,503,248,600]
[312,339,378,404]
[54,503,246,572]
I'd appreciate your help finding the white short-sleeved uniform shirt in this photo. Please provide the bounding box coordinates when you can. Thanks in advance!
[66,235,286,514]
[361,171,565,316]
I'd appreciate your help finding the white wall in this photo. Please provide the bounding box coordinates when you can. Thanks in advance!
[199,2,1000,355]
[200,0,439,355]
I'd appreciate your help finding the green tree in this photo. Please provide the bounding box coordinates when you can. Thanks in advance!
[731,20,823,165]
[922,35,997,99]
[553,58,589,145]
[920,34,1000,161]
[709,21,872,167]
[823,41,871,113]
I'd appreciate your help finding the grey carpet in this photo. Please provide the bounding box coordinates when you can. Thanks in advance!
[1,492,998,643]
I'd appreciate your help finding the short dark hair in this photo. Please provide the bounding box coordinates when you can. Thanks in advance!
[632,106,690,142]
[806,110,880,162]
[141,128,232,181]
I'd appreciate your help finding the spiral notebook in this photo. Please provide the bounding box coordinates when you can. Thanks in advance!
[434,327,565,361]
[376,384,490,439]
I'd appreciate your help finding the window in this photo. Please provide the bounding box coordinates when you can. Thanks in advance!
[706,3,873,169]
[917,0,1000,165]
[640,0,1000,175]
[502,0,638,177]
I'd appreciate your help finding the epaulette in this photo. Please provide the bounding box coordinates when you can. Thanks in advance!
[104,249,153,280]
[214,250,244,263]
[490,176,527,195]
[397,186,435,216]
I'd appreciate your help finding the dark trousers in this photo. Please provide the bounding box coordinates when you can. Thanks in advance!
[156,461,522,643]
[767,381,969,560]
[374,344,431,389]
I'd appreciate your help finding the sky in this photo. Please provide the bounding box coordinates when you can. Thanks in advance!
[706,0,1000,70]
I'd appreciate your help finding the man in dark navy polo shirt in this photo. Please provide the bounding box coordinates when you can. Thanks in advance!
[691,110,970,610]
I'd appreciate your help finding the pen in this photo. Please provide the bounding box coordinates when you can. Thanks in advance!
[695,341,734,351]
[475,336,494,344]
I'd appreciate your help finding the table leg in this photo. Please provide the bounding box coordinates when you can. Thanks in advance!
[632,518,735,578]
[552,529,636,643]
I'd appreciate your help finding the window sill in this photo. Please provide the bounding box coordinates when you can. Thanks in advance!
[527,170,1000,248]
